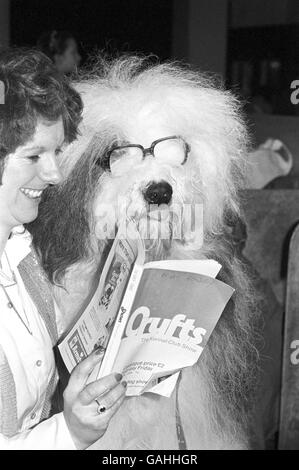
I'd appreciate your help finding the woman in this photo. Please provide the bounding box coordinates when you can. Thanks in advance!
[37,30,81,74]
[0,48,126,449]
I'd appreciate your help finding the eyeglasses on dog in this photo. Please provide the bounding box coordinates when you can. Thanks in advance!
[99,135,190,176]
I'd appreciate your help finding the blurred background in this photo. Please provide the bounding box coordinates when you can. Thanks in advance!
[1,0,299,449]
[1,0,299,116]
[2,0,299,186]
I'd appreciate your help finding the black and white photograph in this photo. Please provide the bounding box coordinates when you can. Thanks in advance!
[0,0,299,457]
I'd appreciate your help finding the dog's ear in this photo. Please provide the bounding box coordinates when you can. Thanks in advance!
[27,134,107,283]
[27,182,90,284]
[27,127,124,282]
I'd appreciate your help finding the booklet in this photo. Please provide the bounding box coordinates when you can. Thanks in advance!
[58,225,234,397]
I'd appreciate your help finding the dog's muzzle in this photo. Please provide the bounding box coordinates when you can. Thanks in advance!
[143,181,173,206]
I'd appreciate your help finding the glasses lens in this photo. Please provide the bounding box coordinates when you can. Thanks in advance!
[109,146,143,176]
[154,138,187,166]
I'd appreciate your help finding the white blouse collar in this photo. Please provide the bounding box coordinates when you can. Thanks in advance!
[0,226,32,286]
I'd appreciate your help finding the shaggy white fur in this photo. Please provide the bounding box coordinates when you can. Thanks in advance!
[31,56,259,449]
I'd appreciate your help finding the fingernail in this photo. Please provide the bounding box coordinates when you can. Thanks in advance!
[122,381,127,388]
[115,373,123,381]
[95,346,105,355]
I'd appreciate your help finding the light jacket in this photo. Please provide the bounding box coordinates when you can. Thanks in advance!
[0,228,75,449]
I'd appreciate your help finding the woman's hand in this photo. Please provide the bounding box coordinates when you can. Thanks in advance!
[63,349,126,449]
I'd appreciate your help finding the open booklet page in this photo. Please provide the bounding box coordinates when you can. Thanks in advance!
[97,260,234,396]
[58,226,234,397]
[58,228,143,373]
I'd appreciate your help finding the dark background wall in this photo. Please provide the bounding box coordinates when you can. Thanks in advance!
[10,0,173,61]
[3,0,299,116]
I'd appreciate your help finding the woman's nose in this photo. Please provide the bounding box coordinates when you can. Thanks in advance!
[38,154,63,185]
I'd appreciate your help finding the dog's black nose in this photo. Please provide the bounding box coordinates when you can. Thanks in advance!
[143,181,173,206]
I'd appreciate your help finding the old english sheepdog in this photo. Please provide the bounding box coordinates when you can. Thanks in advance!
[30,56,259,449]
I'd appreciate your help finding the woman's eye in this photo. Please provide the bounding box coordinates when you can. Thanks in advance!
[55,148,63,156]
[27,155,40,162]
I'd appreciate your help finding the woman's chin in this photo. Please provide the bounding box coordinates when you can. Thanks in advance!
[15,207,40,226]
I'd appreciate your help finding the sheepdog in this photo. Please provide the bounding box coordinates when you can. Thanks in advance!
[29,56,259,449]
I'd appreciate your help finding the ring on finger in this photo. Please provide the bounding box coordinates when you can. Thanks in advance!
[95,397,106,414]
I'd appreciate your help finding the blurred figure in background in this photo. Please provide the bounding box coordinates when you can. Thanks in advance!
[37,30,81,74]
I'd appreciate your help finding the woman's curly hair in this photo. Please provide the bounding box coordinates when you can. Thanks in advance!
[0,47,83,174]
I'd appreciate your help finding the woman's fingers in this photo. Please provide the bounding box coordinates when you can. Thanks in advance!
[99,394,126,421]
[62,349,127,450]
[67,348,105,394]
[79,373,124,406]
[95,382,127,411]
[94,392,126,425]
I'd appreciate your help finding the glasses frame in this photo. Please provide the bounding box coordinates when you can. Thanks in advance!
[101,135,191,172]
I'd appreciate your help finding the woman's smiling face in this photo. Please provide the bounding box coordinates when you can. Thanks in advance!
[0,118,64,231]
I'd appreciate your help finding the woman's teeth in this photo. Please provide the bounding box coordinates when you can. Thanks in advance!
[20,188,43,199]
